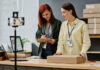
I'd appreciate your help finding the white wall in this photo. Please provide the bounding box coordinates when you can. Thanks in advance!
[40,0,100,21]
[0,0,39,51]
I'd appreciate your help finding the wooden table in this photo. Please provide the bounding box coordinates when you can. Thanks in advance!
[0,59,100,70]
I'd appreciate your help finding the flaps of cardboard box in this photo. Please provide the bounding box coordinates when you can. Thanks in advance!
[47,55,86,64]
[37,38,51,42]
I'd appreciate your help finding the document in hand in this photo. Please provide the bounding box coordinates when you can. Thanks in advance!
[37,38,51,42]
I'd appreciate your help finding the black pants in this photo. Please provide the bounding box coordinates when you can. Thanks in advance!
[41,43,52,59]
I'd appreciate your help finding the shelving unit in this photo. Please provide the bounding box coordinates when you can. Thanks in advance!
[87,51,100,54]
[89,34,100,38]
[87,34,100,61]
[87,34,100,54]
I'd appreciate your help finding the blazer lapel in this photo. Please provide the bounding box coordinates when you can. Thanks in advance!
[51,22,55,34]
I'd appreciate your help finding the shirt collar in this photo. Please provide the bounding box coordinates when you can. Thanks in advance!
[66,18,78,26]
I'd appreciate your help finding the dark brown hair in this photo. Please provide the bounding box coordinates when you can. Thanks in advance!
[62,2,78,18]
[38,4,55,27]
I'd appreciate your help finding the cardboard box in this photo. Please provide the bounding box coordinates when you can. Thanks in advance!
[88,18,100,23]
[88,24,100,29]
[24,51,32,57]
[7,53,27,58]
[83,13,100,18]
[86,4,100,9]
[83,9,100,14]
[88,29,100,34]
[47,55,85,64]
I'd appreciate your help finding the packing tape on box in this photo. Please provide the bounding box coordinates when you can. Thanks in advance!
[93,18,96,34]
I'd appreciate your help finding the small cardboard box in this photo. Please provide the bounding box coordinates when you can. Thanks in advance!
[88,18,100,23]
[86,4,100,9]
[83,9,100,14]
[88,24,100,29]
[7,53,27,58]
[88,29,100,34]
[47,55,85,64]
[83,13,100,18]
[24,51,32,57]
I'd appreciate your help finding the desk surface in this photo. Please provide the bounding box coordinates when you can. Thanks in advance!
[0,59,100,70]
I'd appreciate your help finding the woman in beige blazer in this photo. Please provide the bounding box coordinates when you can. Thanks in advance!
[56,2,91,60]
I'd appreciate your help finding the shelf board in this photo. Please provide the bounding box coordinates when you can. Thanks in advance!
[89,34,100,38]
[87,51,100,54]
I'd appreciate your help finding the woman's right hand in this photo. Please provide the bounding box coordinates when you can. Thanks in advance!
[41,35,46,39]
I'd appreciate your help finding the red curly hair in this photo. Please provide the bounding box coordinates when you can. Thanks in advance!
[38,4,55,27]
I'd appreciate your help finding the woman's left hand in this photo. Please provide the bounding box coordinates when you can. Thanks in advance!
[48,39,56,44]
[80,53,86,59]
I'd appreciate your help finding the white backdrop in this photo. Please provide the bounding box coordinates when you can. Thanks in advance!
[0,0,39,51]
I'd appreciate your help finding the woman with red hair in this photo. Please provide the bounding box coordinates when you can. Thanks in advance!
[36,4,61,59]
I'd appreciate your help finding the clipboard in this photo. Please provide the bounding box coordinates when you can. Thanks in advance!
[37,38,51,42]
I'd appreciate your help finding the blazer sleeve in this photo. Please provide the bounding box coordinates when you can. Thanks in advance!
[56,23,65,53]
[81,22,91,53]
[53,20,62,43]
[36,25,42,39]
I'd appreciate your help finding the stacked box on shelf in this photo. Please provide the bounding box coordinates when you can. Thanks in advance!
[83,4,100,34]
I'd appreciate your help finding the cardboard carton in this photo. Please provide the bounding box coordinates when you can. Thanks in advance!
[88,24,100,29]
[83,13,100,18]
[47,55,86,64]
[88,29,100,34]
[86,4,100,9]
[88,18,100,23]
[83,9,100,14]
[7,53,27,58]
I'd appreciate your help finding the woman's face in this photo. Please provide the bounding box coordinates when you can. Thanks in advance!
[61,8,72,19]
[42,10,51,22]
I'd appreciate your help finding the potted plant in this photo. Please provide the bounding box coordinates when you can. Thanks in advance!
[21,38,30,48]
